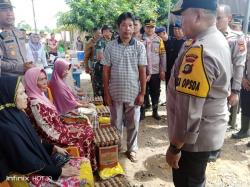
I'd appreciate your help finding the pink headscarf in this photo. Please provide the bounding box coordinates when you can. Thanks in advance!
[49,58,78,114]
[24,67,57,111]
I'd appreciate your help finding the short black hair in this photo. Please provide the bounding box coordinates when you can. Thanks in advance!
[134,16,142,23]
[93,27,101,33]
[101,25,112,33]
[116,12,135,27]
[20,28,26,32]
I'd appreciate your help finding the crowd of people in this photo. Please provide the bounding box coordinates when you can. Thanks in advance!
[0,0,250,186]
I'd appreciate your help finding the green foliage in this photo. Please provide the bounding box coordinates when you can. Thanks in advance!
[57,0,177,32]
[17,20,32,31]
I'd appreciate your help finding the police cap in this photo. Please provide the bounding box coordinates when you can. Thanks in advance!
[0,0,14,9]
[144,19,156,27]
[172,0,218,15]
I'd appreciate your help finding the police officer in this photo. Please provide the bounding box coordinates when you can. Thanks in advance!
[0,0,34,76]
[164,21,185,88]
[94,25,112,98]
[217,4,247,135]
[166,1,232,186]
[140,19,166,120]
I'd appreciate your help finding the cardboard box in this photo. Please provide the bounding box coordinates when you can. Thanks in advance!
[98,145,118,170]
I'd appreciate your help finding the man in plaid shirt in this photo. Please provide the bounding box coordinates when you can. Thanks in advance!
[102,12,147,162]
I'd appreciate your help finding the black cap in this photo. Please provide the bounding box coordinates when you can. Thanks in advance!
[172,0,218,15]
[144,19,156,27]
[0,0,14,9]
[101,25,112,32]
[155,27,166,34]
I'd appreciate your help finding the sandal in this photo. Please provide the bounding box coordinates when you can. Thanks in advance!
[126,151,138,163]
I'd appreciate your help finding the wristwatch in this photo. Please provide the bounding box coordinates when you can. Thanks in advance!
[168,143,182,154]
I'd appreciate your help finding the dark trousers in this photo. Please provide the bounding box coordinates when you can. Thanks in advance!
[146,74,161,109]
[241,89,250,117]
[93,62,104,97]
[172,151,210,187]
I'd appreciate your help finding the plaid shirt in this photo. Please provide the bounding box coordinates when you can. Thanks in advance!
[102,37,147,103]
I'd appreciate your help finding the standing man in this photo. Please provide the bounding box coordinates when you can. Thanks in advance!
[165,21,185,88]
[0,0,34,76]
[83,27,102,74]
[140,19,166,120]
[93,25,112,97]
[103,12,147,162]
[47,33,58,57]
[216,4,247,137]
[166,0,232,186]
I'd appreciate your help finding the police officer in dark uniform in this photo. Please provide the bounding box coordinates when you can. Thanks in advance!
[165,21,185,88]
[0,0,35,76]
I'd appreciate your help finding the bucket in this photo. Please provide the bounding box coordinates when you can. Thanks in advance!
[77,51,85,61]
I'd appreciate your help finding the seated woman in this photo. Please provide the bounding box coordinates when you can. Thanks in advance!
[0,76,85,186]
[24,67,97,171]
[49,58,88,115]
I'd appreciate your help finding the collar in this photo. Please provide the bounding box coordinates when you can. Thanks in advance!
[117,37,135,46]
[196,25,218,40]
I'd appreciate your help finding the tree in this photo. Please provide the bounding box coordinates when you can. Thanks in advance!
[57,0,177,32]
[17,20,32,31]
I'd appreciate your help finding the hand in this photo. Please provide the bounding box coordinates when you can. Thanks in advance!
[78,100,89,107]
[61,165,79,177]
[85,67,91,74]
[160,71,165,81]
[104,92,112,106]
[134,93,144,106]
[227,93,239,106]
[77,91,85,97]
[146,75,151,82]
[242,78,250,91]
[53,145,68,155]
[24,62,36,71]
[166,148,181,169]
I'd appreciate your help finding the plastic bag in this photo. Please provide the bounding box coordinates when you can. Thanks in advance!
[99,163,125,180]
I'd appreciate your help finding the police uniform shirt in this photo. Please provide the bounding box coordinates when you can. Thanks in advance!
[224,27,247,91]
[0,27,27,76]
[167,26,232,152]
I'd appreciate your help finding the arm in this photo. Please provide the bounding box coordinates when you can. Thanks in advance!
[102,44,112,105]
[30,102,72,145]
[135,43,147,105]
[41,47,48,67]
[159,38,167,80]
[231,36,247,91]
[83,40,93,69]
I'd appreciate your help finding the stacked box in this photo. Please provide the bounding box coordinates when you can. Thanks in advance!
[95,176,131,187]
[94,127,120,170]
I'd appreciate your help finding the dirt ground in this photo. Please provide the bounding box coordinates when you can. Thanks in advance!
[81,73,250,187]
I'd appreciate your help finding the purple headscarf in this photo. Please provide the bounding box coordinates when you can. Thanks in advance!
[49,58,78,114]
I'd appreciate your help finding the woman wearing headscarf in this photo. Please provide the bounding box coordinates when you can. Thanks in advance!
[26,33,48,68]
[0,76,86,186]
[49,58,88,114]
[24,67,97,171]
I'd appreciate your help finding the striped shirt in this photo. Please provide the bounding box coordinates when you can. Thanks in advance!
[102,37,147,103]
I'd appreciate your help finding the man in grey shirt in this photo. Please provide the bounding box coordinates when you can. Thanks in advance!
[0,0,35,76]
[166,0,232,186]
[102,12,147,162]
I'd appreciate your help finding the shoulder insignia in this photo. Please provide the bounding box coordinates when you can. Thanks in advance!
[238,38,246,52]
[175,46,210,98]
[184,39,194,48]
